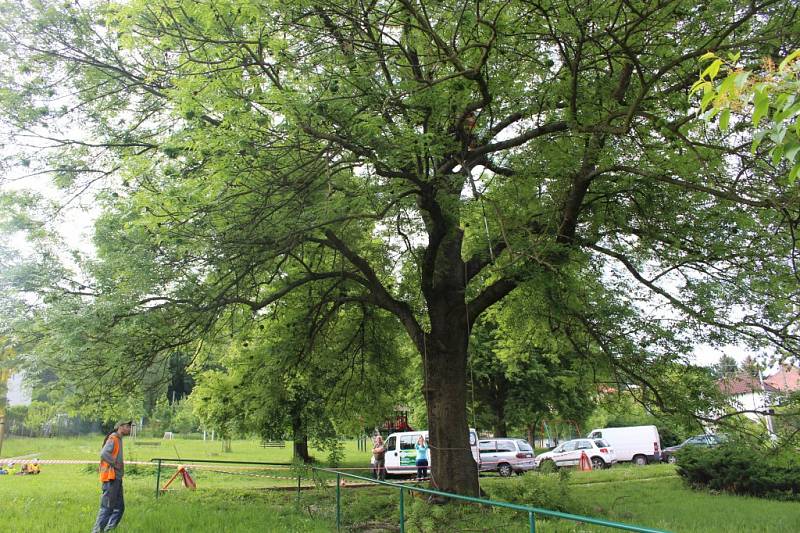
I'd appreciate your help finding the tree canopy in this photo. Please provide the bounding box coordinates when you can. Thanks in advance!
[1,0,799,494]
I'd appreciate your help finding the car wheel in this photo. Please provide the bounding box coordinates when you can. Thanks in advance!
[498,463,513,477]
[633,454,647,466]
[591,456,605,470]
[667,455,677,464]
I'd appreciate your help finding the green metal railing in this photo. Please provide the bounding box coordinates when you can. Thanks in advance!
[151,457,292,498]
[312,467,671,533]
[149,458,670,531]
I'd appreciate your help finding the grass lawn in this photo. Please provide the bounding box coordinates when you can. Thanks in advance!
[2,436,799,532]
[0,434,337,463]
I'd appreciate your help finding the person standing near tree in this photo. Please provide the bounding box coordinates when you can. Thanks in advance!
[415,435,429,481]
[92,421,132,532]
[372,435,386,481]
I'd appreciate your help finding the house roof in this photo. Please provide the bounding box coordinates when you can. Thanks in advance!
[717,372,779,396]
[764,365,800,392]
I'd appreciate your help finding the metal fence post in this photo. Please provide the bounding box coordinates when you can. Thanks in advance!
[529,511,536,533]
[336,472,341,531]
[155,459,162,498]
[399,487,405,533]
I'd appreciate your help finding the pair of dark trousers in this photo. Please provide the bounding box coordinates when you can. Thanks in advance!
[92,478,124,532]
[373,457,385,480]
[416,458,428,479]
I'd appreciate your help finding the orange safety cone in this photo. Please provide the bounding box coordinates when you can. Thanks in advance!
[579,451,592,471]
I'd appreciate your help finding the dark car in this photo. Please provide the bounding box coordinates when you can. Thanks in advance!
[661,434,725,464]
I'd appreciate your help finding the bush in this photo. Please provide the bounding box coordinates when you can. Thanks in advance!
[677,442,800,500]
[485,470,587,515]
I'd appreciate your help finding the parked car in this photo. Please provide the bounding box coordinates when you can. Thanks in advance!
[534,438,617,470]
[661,434,726,464]
[479,438,535,477]
[586,425,661,465]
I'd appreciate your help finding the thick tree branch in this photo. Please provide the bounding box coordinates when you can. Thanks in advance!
[467,277,518,327]
[321,229,424,348]
[464,241,508,281]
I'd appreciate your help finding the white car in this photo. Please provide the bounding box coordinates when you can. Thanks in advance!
[479,438,536,477]
[534,438,616,470]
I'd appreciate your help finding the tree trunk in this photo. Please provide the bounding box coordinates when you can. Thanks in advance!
[292,416,312,463]
[492,402,507,438]
[528,416,541,448]
[423,301,480,497]
[0,415,5,458]
[489,377,509,437]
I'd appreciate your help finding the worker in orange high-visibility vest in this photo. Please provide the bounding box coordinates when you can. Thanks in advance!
[92,420,133,532]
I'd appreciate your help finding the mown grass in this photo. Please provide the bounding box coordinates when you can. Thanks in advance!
[1,434,368,464]
[2,436,799,532]
[0,462,331,532]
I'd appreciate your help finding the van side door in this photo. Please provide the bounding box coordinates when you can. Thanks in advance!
[479,440,497,471]
[383,436,398,473]
[399,434,420,474]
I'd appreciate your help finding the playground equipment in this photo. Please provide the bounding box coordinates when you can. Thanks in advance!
[539,419,582,448]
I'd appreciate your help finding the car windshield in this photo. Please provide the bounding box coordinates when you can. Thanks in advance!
[517,441,533,452]
[594,439,609,448]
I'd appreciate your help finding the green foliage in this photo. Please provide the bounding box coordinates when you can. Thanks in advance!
[585,392,704,447]
[186,291,409,455]
[146,398,200,435]
[709,354,740,380]
[22,400,56,436]
[677,442,800,500]
[468,312,596,437]
[773,390,800,440]
[486,471,588,515]
[316,437,345,468]
[693,50,800,183]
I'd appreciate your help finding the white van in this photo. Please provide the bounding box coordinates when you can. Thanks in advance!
[586,425,661,465]
[383,429,481,475]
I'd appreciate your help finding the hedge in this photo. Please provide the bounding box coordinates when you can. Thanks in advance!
[676,442,800,500]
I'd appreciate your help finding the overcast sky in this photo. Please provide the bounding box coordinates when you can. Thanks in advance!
[6,373,31,406]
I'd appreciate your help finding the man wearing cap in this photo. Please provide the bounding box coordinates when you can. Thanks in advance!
[92,421,133,532]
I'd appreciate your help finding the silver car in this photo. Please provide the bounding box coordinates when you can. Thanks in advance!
[479,438,536,477]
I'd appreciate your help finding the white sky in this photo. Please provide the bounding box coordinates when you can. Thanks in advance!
[6,372,31,406]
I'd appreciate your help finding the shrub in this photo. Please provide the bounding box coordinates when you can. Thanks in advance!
[486,470,587,515]
[677,442,800,500]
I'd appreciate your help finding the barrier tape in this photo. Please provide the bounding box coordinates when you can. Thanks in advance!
[2,459,534,474]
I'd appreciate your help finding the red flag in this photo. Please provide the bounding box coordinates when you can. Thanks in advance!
[579,451,592,471]
[180,466,196,489]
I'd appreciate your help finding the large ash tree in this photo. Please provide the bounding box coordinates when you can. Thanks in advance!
[2,1,800,495]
